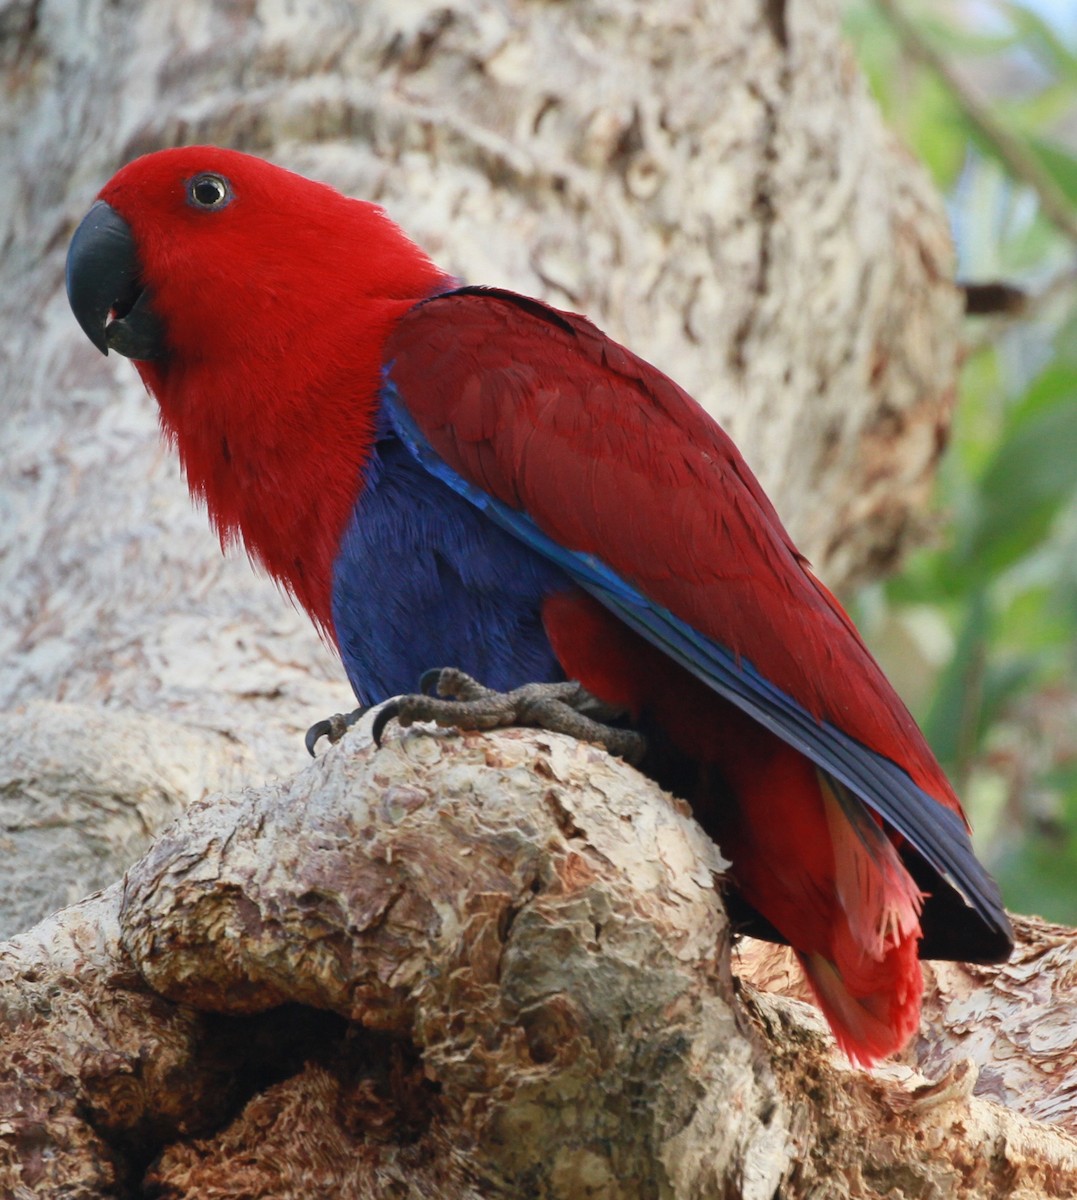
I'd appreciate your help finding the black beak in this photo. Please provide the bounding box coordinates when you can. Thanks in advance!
[66,201,166,360]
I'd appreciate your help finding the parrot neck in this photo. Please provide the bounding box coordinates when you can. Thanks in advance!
[136,294,437,632]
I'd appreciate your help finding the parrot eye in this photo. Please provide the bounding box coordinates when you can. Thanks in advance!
[187,173,233,211]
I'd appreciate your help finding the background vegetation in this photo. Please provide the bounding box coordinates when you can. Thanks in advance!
[846,0,1077,920]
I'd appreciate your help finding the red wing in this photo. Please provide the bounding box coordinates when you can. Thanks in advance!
[384,287,958,811]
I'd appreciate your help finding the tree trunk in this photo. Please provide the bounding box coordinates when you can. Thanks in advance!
[3,0,1067,1195]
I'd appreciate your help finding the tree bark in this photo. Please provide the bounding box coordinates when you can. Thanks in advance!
[2,0,1064,1195]
[3,725,1076,1198]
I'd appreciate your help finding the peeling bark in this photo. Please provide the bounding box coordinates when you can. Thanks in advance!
[739,918,1077,1148]
[2,726,1076,1198]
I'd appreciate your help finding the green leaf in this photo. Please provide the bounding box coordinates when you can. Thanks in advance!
[994,801,1077,924]
[924,591,991,772]
[957,364,1077,578]
[923,590,1039,776]
[918,11,1022,58]
[911,78,979,187]
[1000,2,1077,82]
[1026,135,1077,205]
[996,582,1070,658]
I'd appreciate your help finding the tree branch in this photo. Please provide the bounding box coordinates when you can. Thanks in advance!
[877,0,1077,247]
[2,727,1076,1197]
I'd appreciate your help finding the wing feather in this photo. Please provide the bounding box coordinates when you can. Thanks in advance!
[382,287,1011,952]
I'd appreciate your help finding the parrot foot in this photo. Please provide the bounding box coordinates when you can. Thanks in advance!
[305,706,370,757]
[372,667,647,763]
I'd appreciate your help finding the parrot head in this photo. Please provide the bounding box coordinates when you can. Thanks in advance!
[64,146,452,627]
[66,145,448,367]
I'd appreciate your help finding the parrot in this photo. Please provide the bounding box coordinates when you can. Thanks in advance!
[65,146,1012,1066]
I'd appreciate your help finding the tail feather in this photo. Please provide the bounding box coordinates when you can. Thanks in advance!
[800,772,924,1064]
[819,773,923,972]
[709,722,927,1066]
[800,936,922,1066]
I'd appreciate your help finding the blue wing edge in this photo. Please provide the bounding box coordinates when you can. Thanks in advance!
[384,385,1012,945]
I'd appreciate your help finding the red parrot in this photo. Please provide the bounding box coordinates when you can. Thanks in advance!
[65,146,1012,1065]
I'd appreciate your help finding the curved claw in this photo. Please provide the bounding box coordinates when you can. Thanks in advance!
[305,706,371,756]
[305,718,334,757]
[418,667,443,696]
[371,701,402,748]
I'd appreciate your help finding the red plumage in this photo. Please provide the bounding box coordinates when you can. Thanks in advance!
[67,147,1011,1067]
[386,295,959,804]
[385,292,970,1063]
[99,149,451,627]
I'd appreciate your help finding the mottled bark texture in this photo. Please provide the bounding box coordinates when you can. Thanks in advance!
[2,0,1064,1195]
[3,726,1077,1198]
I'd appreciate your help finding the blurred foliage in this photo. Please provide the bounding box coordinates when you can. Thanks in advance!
[844,0,1077,921]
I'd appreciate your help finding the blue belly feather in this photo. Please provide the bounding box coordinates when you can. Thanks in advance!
[330,435,567,705]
